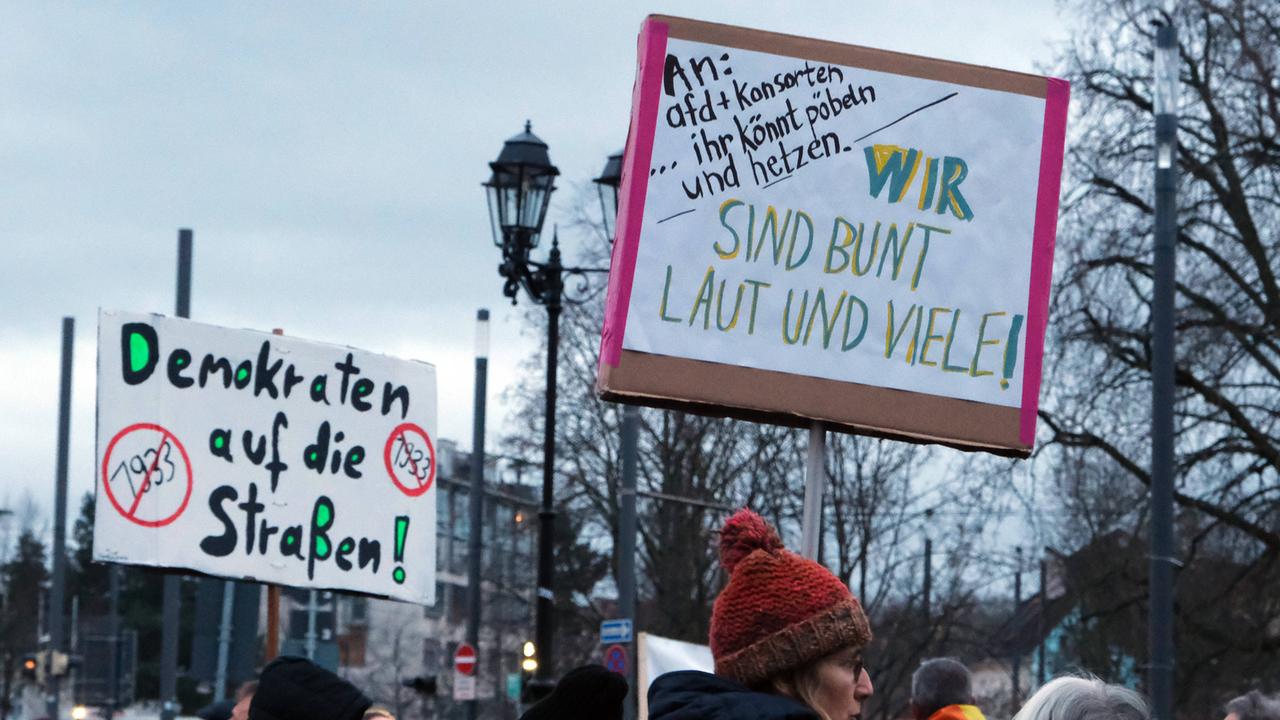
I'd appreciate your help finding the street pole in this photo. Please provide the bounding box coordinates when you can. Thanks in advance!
[305,590,318,660]
[161,227,193,720]
[619,404,638,720]
[215,581,235,700]
[533,244,562,696]
[1038,557,1047,686]
[922,537,932,624]
[466,308,490,720]
[1013,546,1023,706]
[47,315,74,720]
[1150,23,1179,720]
[109,565,121,715]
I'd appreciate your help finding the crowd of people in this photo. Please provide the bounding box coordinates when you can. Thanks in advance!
[205,509,1277,720]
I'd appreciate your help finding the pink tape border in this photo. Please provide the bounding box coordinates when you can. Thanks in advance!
[600,18,669,368]
[1020,78,1071,447]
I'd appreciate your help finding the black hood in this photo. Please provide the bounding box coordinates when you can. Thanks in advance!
[249,656,372,720]
[520,664,627,720]
[648,670,819,720]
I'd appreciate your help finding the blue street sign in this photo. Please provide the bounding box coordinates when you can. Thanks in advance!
[600,618,633,645]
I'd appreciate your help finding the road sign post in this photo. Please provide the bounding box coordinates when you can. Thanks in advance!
[604,644,628,676]
[453,643,477,701]
[600,619,633,645]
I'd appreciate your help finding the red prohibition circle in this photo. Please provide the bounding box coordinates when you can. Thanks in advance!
[604,644,627,675]
[100,422,194,528]
[383,422,436,497]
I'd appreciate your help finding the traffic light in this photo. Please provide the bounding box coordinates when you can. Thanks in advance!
[20,653,43,685]
[519,641,555,703]
[402,675,438,696]
[520,641,538,673]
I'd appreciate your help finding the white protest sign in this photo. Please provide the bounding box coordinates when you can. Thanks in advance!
[94,310,437,604]
[636,632,714,720]
[600,16,1069,455]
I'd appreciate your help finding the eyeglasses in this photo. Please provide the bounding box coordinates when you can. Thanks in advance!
[850,654,866,680]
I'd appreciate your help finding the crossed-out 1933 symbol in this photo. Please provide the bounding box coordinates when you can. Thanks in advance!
[100,422,194,527]
[383,422,436,497]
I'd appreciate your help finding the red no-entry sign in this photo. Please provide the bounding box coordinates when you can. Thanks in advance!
[455,643,477,676]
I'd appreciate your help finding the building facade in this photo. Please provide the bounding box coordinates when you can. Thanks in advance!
[332,439,538,720]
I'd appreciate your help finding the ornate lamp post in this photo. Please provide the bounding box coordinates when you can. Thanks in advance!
[484,122,603,698]
[592,151,638,719]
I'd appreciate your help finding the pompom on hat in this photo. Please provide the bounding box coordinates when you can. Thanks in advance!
[710,509,872,686]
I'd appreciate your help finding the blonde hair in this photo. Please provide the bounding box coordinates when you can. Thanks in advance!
[362,707,395,720]
[760,661,835,720]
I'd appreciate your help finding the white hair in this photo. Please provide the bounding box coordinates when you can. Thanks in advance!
[1226,691,1280,720]
[1013,676,1149,720]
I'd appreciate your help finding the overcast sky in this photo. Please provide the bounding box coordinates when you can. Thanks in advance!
[1,1,1070,531]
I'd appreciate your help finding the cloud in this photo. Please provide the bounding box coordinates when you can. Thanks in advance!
[1,0,1067,532]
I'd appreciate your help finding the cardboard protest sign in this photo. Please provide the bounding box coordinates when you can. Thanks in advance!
[636,633,713,720]
[94,310,437,604]
[598,15,1070,456]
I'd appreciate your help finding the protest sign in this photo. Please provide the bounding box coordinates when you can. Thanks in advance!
[94,310,437,604]
[598,16,1070,456]
[636,632,713,719]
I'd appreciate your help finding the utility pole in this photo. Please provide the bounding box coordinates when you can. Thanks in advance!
[1038,557,1047,686]
[466,309,490,720]
[48,315,74,720]
[922,537,932,624]
[1150,23,1179,720]
[1012,546,1023,707]
[618,404,638,720]
[160,228,193,720]
[109,565,122,715]
[215,581,235,700]
[922,508,934,627]
[305,590,318,660]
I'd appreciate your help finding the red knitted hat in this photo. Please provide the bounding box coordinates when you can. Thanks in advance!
[709,509,872,686]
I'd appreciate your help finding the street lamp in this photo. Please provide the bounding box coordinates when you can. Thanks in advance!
[1149,21,1179,720]
[484,122,605,699]
[594,150,623,239]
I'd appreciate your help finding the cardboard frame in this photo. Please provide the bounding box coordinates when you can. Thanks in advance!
[598,15,1069,457]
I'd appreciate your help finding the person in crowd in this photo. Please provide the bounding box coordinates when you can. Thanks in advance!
[519,663,629,720]
[362,706,396,720]
[1224,691,1280,720]
[1012,676,1148,720]
[648,508,874,720]
[228,680,258,720]
[198,679,257,720]
[910,658,986,720]
[249,656,373,720]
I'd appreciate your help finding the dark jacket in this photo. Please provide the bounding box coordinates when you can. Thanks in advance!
[249,656,372,720]
[648,670,819,720]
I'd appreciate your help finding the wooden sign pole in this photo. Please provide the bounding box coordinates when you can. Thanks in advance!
[264,328,285,661]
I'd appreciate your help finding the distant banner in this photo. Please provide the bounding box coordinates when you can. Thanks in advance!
[637,632,714,720]
[599,15,1069,456]
[94,310,437,604]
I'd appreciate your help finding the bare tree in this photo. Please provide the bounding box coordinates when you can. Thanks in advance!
[502,187,1009,703]
[1037,0,1280,712]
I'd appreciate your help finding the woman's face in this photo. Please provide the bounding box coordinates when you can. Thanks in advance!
[810,645,874,720]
